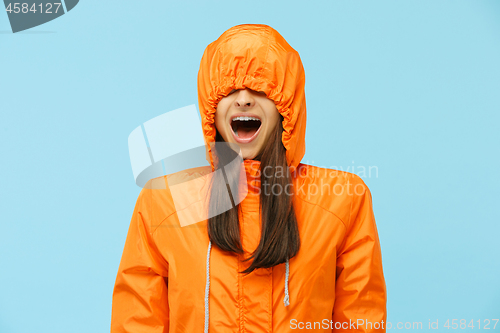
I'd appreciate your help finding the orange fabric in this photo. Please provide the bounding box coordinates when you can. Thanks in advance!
[111,24,387,332]
[197,24,306,173]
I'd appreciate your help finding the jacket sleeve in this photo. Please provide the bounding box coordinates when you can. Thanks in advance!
[332,175,387,332]
[111,186,170,333]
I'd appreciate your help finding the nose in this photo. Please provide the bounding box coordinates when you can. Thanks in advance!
[233,89,255,109]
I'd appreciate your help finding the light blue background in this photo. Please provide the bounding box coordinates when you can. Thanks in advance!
[1,0,499,332]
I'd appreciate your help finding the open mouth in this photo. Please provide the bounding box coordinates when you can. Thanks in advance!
[230,115,262,143]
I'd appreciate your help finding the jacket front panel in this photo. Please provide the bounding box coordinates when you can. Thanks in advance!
[110,161,384,332]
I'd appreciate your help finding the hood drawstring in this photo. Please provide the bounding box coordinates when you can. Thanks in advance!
[284,257,290,306]
[204,241,212,333]
[203,240,290,332]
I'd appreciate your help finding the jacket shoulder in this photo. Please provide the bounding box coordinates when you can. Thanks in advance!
[295,163,368,188]
[139,165,213,231]
[293,163,368,228]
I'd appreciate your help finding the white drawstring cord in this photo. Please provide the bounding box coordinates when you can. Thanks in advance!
[204,240,212,333]
[284,258,290,306]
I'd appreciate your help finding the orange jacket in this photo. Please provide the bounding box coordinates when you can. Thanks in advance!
[111,24,387,332]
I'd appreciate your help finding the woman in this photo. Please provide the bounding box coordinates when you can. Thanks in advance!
[111,24,387,332]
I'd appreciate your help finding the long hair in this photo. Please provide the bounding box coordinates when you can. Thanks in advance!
[207,115,301,274]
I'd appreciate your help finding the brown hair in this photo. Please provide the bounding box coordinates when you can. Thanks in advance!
[207,115,301,274]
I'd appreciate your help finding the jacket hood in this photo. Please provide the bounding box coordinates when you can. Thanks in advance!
[197,24,307,172]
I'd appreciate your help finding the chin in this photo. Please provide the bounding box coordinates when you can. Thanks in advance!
[242,151,258,160]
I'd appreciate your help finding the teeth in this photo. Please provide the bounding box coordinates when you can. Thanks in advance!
[233,116,260,122]
[235,128,239,137]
